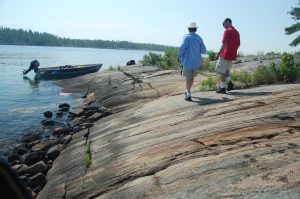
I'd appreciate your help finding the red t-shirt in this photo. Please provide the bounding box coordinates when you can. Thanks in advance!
[220,27,240,60]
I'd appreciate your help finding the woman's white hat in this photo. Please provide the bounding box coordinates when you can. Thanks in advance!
[187,22,198,28]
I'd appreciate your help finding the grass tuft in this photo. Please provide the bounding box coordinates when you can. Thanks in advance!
[85,141,92,168]
[200,75,217,91]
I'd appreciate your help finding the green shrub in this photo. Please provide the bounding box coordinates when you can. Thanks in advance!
[202,59,215,72]
[200,75,217,91]
[207,50,218,61]
[296,59,300,78]
[280,52,299,82]
[252,65,278,85]
[269,62,284,81]
[141,49,181,70]
[230,70,239,81]
[162,48,181,70]
[230,70,252,87]
[238,71,252,86]
[141,52,164,67]
[107,65,114,71]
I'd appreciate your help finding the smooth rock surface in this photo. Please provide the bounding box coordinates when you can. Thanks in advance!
[38,67,300,199]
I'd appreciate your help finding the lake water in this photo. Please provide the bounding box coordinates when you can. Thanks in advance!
[0,45,158,157]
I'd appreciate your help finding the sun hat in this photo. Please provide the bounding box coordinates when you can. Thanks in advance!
[187,22,198,28]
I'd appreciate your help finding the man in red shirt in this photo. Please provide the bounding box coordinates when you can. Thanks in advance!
[215,18,240,94]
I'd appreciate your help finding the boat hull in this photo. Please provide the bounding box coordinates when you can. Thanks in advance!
[36,64,102,80]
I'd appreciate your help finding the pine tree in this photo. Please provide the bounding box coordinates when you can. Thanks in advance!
[285,0,300,46]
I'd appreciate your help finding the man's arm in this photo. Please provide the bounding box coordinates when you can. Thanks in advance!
[214,42,228,60]
[178,37,187,63]
[200,38,207,54]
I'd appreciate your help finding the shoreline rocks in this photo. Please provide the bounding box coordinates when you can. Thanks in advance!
[6,101,113,197]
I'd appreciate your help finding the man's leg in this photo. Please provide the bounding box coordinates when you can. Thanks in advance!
[225,61,234,91]
[216,57,226,94]
[225,70,230,81]
[184,72,193,101]
[220,73,226,90]
[226,71,234,91]
[186,76,192,94]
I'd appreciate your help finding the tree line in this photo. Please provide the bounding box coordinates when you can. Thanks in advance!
[0,26,171,51]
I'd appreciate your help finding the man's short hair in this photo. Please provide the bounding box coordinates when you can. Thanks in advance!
[188,28,197,32]
[224,18,232,24]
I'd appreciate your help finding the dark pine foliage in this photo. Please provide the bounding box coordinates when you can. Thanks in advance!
[285,1,300,46]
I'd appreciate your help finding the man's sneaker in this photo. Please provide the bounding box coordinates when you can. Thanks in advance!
[216,87,226,94]
[185,96,192,101]
[227,80,234,91]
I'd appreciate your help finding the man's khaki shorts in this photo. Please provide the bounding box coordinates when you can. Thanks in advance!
[183,68,198,78]
[216,57,232,74]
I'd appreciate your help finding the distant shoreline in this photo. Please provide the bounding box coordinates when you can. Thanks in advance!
[0,43,166,52]
[0,26,173,52]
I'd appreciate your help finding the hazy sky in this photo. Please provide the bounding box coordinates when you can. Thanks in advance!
[0,0,299,54]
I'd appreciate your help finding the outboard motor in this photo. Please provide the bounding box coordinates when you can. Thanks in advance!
[23,60,40,75]
[126,60,135,66]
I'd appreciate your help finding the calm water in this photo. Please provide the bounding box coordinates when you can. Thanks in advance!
[0,45,156,157]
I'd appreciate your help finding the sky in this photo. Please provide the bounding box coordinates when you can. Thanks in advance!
[0,0,299,54]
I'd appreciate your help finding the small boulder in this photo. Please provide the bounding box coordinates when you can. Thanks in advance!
[71,117,86,127]
[98,106,109,113]
[27,172,46,190]
[58,103,70,109]
[31,139,57,152]
[56,111,63,117]
[59,107,69,112]
[22,152,44,166]
[11,164,23,172]
[9,160,20,166]
[41,119,55,126]
[18,175,27,183]
[12,143,27,156]
[16,164,29,175]
[46,160,53,170]
[83,106,99,111]
[63,135,72,145]
[46,145,62,160]
[27,140,41,149]
[8,154,21,163]
[43,111,53,118]
[52,127,73,136]
[25,161,47,176]
[73,126,83,133]
[89,112,103,121]
[21,132,42,143]
[84,123,94,128]
[84,110,96,117]
[103,110,113,117]
[69,108,84,117]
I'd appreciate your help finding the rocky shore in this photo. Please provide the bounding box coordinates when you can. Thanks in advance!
[9,64,300,198]
[6,98,113,197]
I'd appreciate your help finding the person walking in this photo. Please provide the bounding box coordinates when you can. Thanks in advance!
[215,18,240,94]
[179,22,206,101]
